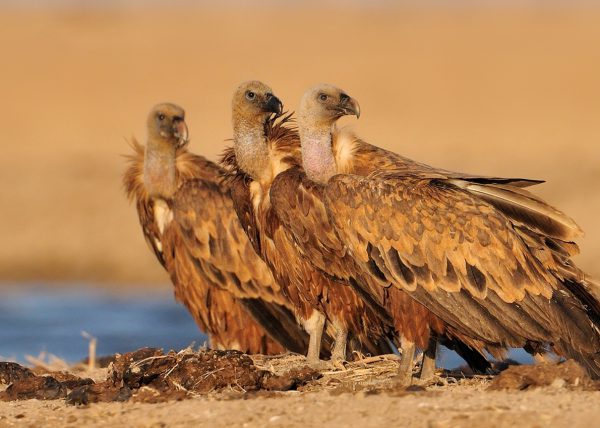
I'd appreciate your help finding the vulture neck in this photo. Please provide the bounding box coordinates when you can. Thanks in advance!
[300,125,337,185]
[144,137,178,200]
[233,121,270,182]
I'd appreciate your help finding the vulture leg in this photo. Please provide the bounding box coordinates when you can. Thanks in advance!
[419,334,438,380]
[304,311,326,364]
[395,334,416,386]
[330,320,348,362]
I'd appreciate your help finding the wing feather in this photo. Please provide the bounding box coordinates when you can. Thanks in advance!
[124,139,307,354]
[447,180,583,241]
[324,172,600,374]
[173,178,280,301]
[325,173,552,323]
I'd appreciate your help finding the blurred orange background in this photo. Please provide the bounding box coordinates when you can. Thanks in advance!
[1,2,599,289]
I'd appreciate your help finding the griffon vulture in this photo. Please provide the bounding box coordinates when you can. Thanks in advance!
[273,84,600,379]
[123,103,309,354]
[221,82,393,364]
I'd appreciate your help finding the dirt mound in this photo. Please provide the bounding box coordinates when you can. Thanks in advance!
[488,360,598,390]
[4,349,599,406]
[0,362,35,384]
[0,348,320,405]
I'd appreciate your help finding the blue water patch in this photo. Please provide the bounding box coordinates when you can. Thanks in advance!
[0,287,205,363]
[0,286,533,369]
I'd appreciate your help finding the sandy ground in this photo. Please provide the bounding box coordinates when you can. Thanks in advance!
[1,388,599,428]
[0,4,599,287]
[1,365,599,428]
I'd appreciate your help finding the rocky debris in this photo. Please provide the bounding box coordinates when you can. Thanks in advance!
[107,347,165,389]
[109,348,266,395]
[0,362,94,402]
[488,360,598,390]
[1,376,67,401]
[32,370,94,390]
[0,348,321,405]
[0,362,35,385]
[102,347,320,403]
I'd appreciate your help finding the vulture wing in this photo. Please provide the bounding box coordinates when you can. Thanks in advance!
[341,134,580,242]
[162,222,291,354]
[343,134,543,187]
[123,139,308,354]
[171,177,311,353]
[324,171,600,377]
[270,166,393,325]
[271,166,348,280]
[173,178,282,302]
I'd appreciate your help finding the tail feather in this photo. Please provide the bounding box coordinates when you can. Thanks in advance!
[240,298,309,354]
[458,175,544,189]
[448,180,583,241]
[439,336,492,374]
[548,287,600,379]
[560,276,600,329]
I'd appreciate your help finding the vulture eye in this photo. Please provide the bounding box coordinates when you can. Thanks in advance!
[246,91,255,100]
[158,114,166,121]
[319,94,328,101]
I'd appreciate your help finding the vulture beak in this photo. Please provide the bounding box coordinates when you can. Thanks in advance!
[341,96,361,119]
[173,119,189,147]
[264,94,283,115]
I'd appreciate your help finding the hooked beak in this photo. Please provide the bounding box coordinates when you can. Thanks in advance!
[173,120,189,147]
[264,94,283,116]
[341,96,360,119]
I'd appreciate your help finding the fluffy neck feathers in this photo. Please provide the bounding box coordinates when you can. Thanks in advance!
[233,118,270,182]
[144,137,178,199]
[299,124,337,184]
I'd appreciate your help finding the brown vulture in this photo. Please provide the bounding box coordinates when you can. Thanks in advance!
[221,81,394,365]
[271,83,600,379]
[123,102,309,355]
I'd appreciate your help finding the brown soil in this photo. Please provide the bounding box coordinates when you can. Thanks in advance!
[1,348,599,427]
[1,4,599,287]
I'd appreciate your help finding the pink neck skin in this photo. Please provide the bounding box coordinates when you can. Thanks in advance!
[300,127,337,185]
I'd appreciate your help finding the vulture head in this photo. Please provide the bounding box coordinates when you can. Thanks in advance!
[298,84,360,183]
[232,81,283,127]
[298,84,360,130]
[147,103,189,148]
[230,81,284,180]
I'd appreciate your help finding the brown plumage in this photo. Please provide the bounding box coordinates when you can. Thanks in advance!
[123,103,309,355]
[282,84,600,378]
[222,82,392,364]
[268,86,501,379]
